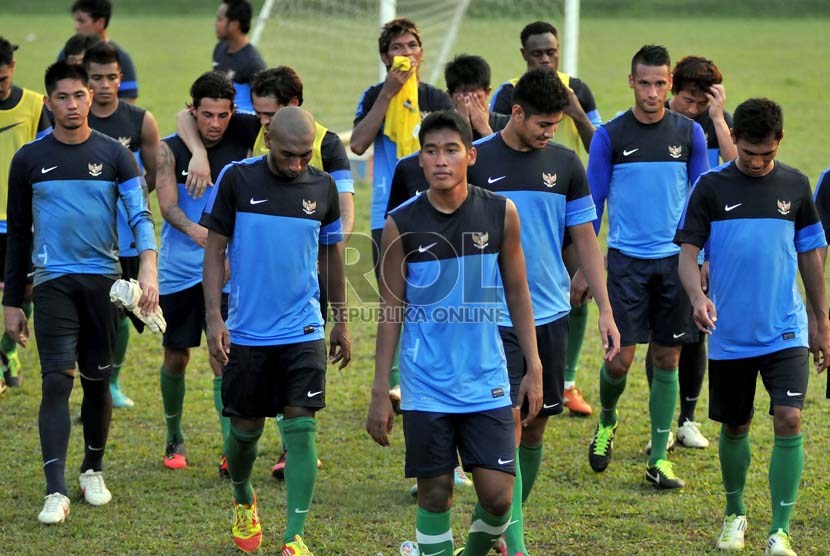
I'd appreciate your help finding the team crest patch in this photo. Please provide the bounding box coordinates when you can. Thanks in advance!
[472,232,489,250]
[88,162,103,177]
[777,199,791,215]
[668,145,682,159]
[302,199,317,215]
[117,136,131,148]
[542,172,557,188]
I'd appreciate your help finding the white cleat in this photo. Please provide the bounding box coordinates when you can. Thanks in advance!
[677,419,710,448]
[717,514,746,550]
[79,469,112,506]
[645,431,675,455]
[765,528,797,556]
[38,492,70,524]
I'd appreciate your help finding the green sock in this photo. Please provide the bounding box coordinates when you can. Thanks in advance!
[110,316,131,386]
[504,448,528,554]
[225,424,262,505]
[213,376,230,445]
[283,416,318,543]
[390,339,401,389]
[519,443,542,503]
[275,414,287,452]
[160,367,185,443]
[769,434,803,534]
[719,428,750,516]
[416,507,454,555]
[565,303,589,383]
[599,363,626,427]
[464,503,511,556]
[648,367,678,465]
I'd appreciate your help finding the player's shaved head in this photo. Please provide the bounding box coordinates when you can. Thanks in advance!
[266,106,315,179]
[268,105,314,143]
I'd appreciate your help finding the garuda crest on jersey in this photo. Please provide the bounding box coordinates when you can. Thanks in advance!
[471,232,489,250]
[88,162,103,177]
[117,136,131,148]
[542,172,557,188]
[302,199,317,215]
[668,145,682,159]
[777,199,791,215]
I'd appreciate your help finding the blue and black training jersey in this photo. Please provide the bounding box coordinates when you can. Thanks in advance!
[3,130,155,306]
[212,42,267,114]
[666,100,733,168]
[158,113,258,295]
[813,168,830,242]
[201,159,343,346]
[88,101,146,257]
[589,109,709,259]
[676,161,826,359]
[471,133,597,326]
[389,185,510,413]
[354,81,452,230]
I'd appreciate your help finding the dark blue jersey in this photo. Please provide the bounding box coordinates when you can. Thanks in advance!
[666,100,733,168]
[354,81,452,230]
[212,42,267,114]
[491,75,601,126]
[813,168,830,242]
[88,101,146,256]
[676,161,826,359]
[3,130,155,306]
[201,158,343,346]
[470,133,596,325]
[389,185,510,413]
[58,41,138,99]
[589,109,709,259]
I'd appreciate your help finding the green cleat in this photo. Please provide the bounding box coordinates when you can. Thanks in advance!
[2,351,22,387]
[589,420,618,472]
[645,459,685,489]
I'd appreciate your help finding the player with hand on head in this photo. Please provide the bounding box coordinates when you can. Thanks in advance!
[676,98,829,555]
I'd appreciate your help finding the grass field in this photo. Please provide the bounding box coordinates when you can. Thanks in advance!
[2,8,830,556]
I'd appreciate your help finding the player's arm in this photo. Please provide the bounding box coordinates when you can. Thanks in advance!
[678,243,715,333]
[706,84,737,162]
[798,248,830,372]
[155,141,208,248]
[175,108,212,196]
[367,217,405,446]
[351,68,415,155]
[688,122,711,184]
[499,199,543,424]
[569,222,620,359]
[587,128,613,235]
[321,134,356,242]
[563,85,595,152]
[2,154,34,346]
[140,110,161,192]
[319,241,350,368]
[203,230,231,365]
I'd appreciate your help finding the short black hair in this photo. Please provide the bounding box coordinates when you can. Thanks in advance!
[418,110,473,150]
[512,68,569,117]
[0,37,17,67]
[63,33,103,59]
[251,66,303,106]
[520,21,558,47]
[223,0,254,34]
[732,98,784,143]
[45,60,89,96]
[83,41,120,69]
[378,17,421,55]
[71,0,112,28]
[631,44,671,75]
[444,54,491,95]
[190,71,236,108]
[671,56,723,95]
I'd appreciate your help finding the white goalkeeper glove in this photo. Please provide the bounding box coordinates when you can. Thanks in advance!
[109,278,167,334]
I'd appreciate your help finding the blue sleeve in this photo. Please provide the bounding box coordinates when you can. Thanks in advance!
[813,168,830,241]
[587,127,613,234]
[490,83,512,115]
[116,149,155,252]
[687,122,710,186]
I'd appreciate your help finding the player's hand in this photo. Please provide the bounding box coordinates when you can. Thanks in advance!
[516,357,543,426]
[186,151,212,199]
[137,263,159,316]
[598,310,621,361]
[367,391,395,446]
[700,261,710,293]
[3,307,28,348]
[569,268,592,308]
[808,317,830,373]
[206,314,230,366]
[563,86,585,119]
[380,66,415,99]
[329,323,351,369]
[187,223,209,248]
[466,93,492,136]
[691,293,717,334]
[452,92,471,121]
[706,84,727,122]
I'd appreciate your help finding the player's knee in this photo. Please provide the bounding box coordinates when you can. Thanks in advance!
[417,476,453,513]
[478,487,512,516]
[651,346,680,369]
[42,372,74,401]
[163,349,189,373]
[773,407,801,436]
[606,358,630,377]
[520,418,547,446]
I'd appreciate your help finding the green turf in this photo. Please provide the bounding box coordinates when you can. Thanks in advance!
[2,12,830,556]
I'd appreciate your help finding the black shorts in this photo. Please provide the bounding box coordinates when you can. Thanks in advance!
[402,405,515,478]
[0,232,34,285]
[501,316,568,416]
[708,347,809,426]
[33,274,118,377]
[606,248,697,346]
[222,340,327,419]
[159,284,229,349]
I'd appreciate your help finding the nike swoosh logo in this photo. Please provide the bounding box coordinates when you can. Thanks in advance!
[422,552,446,556]
[181,170,188,176]
[543,402,560,409]
[41,166,58,174]
[294,508,310,513]
[164,413,179,419]
[684,396,699,402]
[623,148,639,156]
[415,189,424,195]
[497,458,514,465]
[250,198,268,205]
[725,489,742,495]
[780,500,796,507]
[786,390,802,397]
[488,176,506,184]
[656,428,672,433]
[672,332,686,339]
[0,122,22,134]
[97,364,112,370]
[307,390,323,397]
[645,470,659,482]
[418,242,437,253]
[725,203,742,212]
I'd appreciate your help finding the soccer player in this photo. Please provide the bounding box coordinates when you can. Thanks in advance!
[587,45,709,489]
[155,71,259,471]
[213,0,266,114]
[63,32,102,65]
[367,110,542,556]
[61,0,139,102]
[0,37,51,392]
[471,69,619,555]
[84,42,160,409]
[3,61,158,524]
[202,106,350,556]
[676,98,830,555]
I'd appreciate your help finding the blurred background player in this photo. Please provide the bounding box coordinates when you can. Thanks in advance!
[213,0,266,114]
[83,42,160,409]
[155,71,258,472]
[0,37,51,392]
[63,32,102,65]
